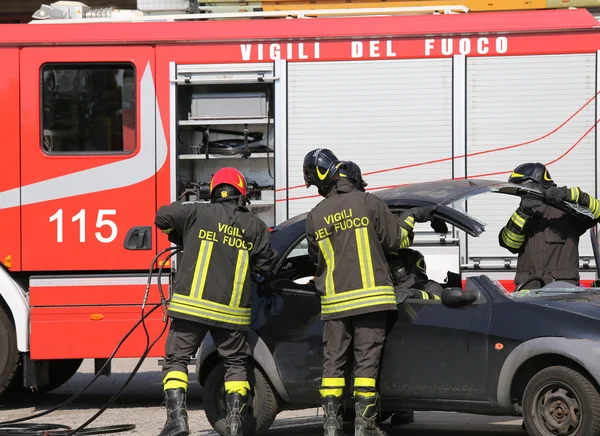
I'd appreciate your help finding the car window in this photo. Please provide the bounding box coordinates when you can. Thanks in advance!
[287,237,309,259]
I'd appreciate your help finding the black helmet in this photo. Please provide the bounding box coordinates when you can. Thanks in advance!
[508,162,556,189]
[303,148,342,189]
[389,248,427,286]
[340,160,368,192]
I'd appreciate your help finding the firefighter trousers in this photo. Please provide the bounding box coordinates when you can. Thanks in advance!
[320,311,389,399]
[162,318,251,395]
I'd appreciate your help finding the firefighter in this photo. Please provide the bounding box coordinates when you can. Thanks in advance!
[389,248,443,300]
[154,167,278,436]
[303,149,435,436]
[499,162,600,289]
[340,160,368,192]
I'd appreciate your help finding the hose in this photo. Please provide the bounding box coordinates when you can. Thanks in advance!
[0,245,182,435]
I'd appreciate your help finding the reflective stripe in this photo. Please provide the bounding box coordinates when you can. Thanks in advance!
[224,380,250,394]
[589,196,600,219]
[571,187,581,203]
[510,212,526,229]
[419,290,429,299]
[163,370,188,391]
[321,286,395,304]
[191,240,214,299]
[400,227,410,248]
[355,228,375,289]
[354,391,376,398]
[503,228,525,242]
[354,377,376,388]
[161,228,174,234]
[321,289,397,316]
[230,249,249,308]
[322,377,345,387]
[320,388,344,397]
[433,294,441,300]
[319,238,336,296]
[501,228,524,250]
[169,294,251,325]
[404,216,415,229]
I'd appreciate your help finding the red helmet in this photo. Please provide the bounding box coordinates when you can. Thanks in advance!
[210,167,247,198]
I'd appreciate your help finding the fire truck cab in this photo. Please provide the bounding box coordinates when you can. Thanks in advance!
[1,0,600,396]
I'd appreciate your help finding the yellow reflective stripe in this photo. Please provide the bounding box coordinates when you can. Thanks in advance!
[589,196,600,218]
[163,371,188,391]
[570,187,581,203]
[419,290,429,299]
[321,286,395,305]
[225,381,250,394]
[404,216,415,229]
[320,388,344,397]
[510,212,526,229]
[321,293,397,315]
[191,240,214,299]
[501,229,523,249]
[230,249,249,308]
[400,227,410,248]
[354,377,376,388]
[433,294,441,300]
[319,238,336,296]
[504,228,525,242]
[354,391,376,398]
[322,377,345,387]
[173,294,251,315]
[356,228,375,289]
[161,228,174,234]
[169,296,251,325]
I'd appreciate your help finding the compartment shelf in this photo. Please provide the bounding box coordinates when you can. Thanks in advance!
[179,118,274,126]
[179,153,274,160]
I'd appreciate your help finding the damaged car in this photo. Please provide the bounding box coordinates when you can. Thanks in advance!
[195,178,600,436]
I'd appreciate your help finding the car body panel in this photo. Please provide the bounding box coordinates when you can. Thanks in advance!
[196,178,600,418]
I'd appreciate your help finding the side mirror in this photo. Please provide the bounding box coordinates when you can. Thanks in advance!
[441,287,479,308]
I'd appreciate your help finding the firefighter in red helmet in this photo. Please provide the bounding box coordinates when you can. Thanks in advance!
[499,162,600,289]
[303,149,436,436]
[154,167,278,436]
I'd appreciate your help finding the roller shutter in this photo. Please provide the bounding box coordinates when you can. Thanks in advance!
[465,54,597,265]
[287,59,453,219]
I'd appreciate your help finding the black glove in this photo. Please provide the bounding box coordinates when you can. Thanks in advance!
[167,230,184,247]
[545,186,569,206]
[430,218,448,234]
[409,206,437,223]
[519,195,543,215]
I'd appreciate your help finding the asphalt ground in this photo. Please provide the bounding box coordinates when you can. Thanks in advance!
[0,359,527,435]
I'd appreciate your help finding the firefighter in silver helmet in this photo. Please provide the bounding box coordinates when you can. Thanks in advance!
[154,167,278,436]
[499,162,600,289]
[302,149,436,436]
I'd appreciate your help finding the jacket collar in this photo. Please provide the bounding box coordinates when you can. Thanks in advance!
[325,177,357,198]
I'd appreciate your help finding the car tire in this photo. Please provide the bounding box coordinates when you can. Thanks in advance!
[522,366,600,436]
[0,307,20,399]
[204,360,279,436]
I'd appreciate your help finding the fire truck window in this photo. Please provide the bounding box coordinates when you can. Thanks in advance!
[41,64,136,154]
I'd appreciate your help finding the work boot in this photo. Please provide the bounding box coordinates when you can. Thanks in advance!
[354,394,387,436]
[225,392,248,436]
[158,388,190,436]
[321,395,344,436]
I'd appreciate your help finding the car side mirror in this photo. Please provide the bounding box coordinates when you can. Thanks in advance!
[441,287,479,308]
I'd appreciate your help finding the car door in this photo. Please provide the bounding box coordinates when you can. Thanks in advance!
[20,46,157,271]
[255,233,325,404]
[380,285,493,402]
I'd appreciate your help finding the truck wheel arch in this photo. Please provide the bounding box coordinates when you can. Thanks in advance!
[0,267,29,352]
[497,337,600,409]
[196,329,291,404]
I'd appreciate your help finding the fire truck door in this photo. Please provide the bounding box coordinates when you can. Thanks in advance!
[20,46,159,272]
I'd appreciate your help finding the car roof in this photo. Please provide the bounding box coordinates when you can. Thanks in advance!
[271,178,596,234]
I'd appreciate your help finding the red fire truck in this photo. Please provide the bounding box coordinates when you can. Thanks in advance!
[1,0,600,395]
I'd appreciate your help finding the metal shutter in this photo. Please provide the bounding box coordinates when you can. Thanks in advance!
[465,54,597,265]
[287,59,453,219]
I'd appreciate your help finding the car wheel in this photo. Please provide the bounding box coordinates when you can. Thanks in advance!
[203,360,279,436]
[522,366,600,436]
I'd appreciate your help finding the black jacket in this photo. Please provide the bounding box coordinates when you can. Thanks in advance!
[305,178,415,320]
[499,200,596,287]
[155,200,278,330]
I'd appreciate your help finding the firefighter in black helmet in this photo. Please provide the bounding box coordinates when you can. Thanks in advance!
[389,249,443,300]
[499,162,600,289]
[303,149,436,436]
[154,167,278,436]
[340,160,368,192]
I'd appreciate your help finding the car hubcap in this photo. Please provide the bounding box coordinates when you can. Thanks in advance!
[534,383,581,435]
